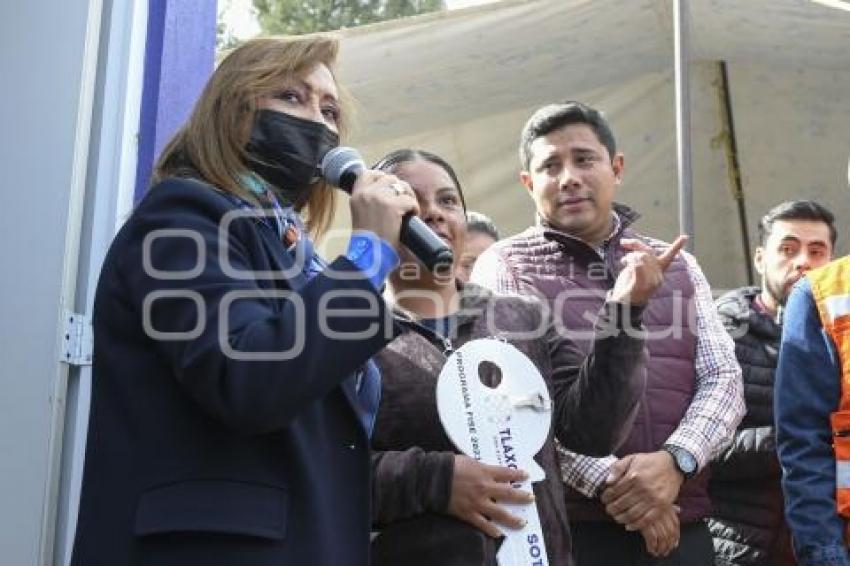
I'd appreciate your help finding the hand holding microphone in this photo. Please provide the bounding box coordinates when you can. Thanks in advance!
[350,169,419,249]
[322,146,454,272]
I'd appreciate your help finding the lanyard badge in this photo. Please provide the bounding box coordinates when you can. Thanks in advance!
[436,338,552,566]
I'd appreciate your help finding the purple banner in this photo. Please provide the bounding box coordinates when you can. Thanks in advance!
[135,0,216,200]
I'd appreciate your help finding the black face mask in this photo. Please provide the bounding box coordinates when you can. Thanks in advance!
[245,109,339,205]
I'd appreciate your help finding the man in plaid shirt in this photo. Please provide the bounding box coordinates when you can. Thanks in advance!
[471,101,744,565]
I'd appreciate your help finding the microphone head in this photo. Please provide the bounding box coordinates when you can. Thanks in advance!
[321,146,365,191]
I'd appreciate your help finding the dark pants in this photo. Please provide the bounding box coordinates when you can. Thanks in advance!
[571,520,714,566]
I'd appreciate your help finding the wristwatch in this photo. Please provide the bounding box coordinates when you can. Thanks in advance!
[662,444,698,480]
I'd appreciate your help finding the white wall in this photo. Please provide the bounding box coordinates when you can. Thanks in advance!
[0,0,103,563]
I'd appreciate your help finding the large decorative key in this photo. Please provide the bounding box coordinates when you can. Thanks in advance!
[436,338,552,566]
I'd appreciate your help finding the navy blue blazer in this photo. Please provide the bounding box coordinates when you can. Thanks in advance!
[71,178,397,565]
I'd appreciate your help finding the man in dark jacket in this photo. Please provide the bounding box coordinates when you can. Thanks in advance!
[472,101,745,565]
[708,200,836,565]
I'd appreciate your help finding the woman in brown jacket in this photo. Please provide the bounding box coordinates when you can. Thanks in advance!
[369,149,648,565]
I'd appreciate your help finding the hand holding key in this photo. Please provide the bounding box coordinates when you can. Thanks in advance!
[448,454,533,538]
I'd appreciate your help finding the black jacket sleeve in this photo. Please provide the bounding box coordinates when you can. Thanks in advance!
[710,425,780,480]
[370,449,455,527]
[548,300,647,456]
[115,179,397,434]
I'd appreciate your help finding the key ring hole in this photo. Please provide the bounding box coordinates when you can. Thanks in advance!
[477,360,503,389]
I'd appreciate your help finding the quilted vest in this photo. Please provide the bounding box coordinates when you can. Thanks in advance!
[493,211,710,523]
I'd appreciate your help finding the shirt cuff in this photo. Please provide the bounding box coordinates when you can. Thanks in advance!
[585,457,619,498]
[559,451,618,499]
[345,231,399,291]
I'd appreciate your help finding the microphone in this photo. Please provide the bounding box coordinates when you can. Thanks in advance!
[321,146,454,273]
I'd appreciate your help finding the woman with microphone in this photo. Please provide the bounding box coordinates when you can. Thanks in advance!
[368,149,650,564]
[72,36,417,566]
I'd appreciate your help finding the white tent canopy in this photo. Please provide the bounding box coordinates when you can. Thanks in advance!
[334,0,850,289]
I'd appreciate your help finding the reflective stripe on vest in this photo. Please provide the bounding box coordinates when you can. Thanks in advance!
[809,257,850,528]
[839,460,850,489]
[824,294,850,324]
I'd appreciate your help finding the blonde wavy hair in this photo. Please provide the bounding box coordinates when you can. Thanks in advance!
[152,34,352,238]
